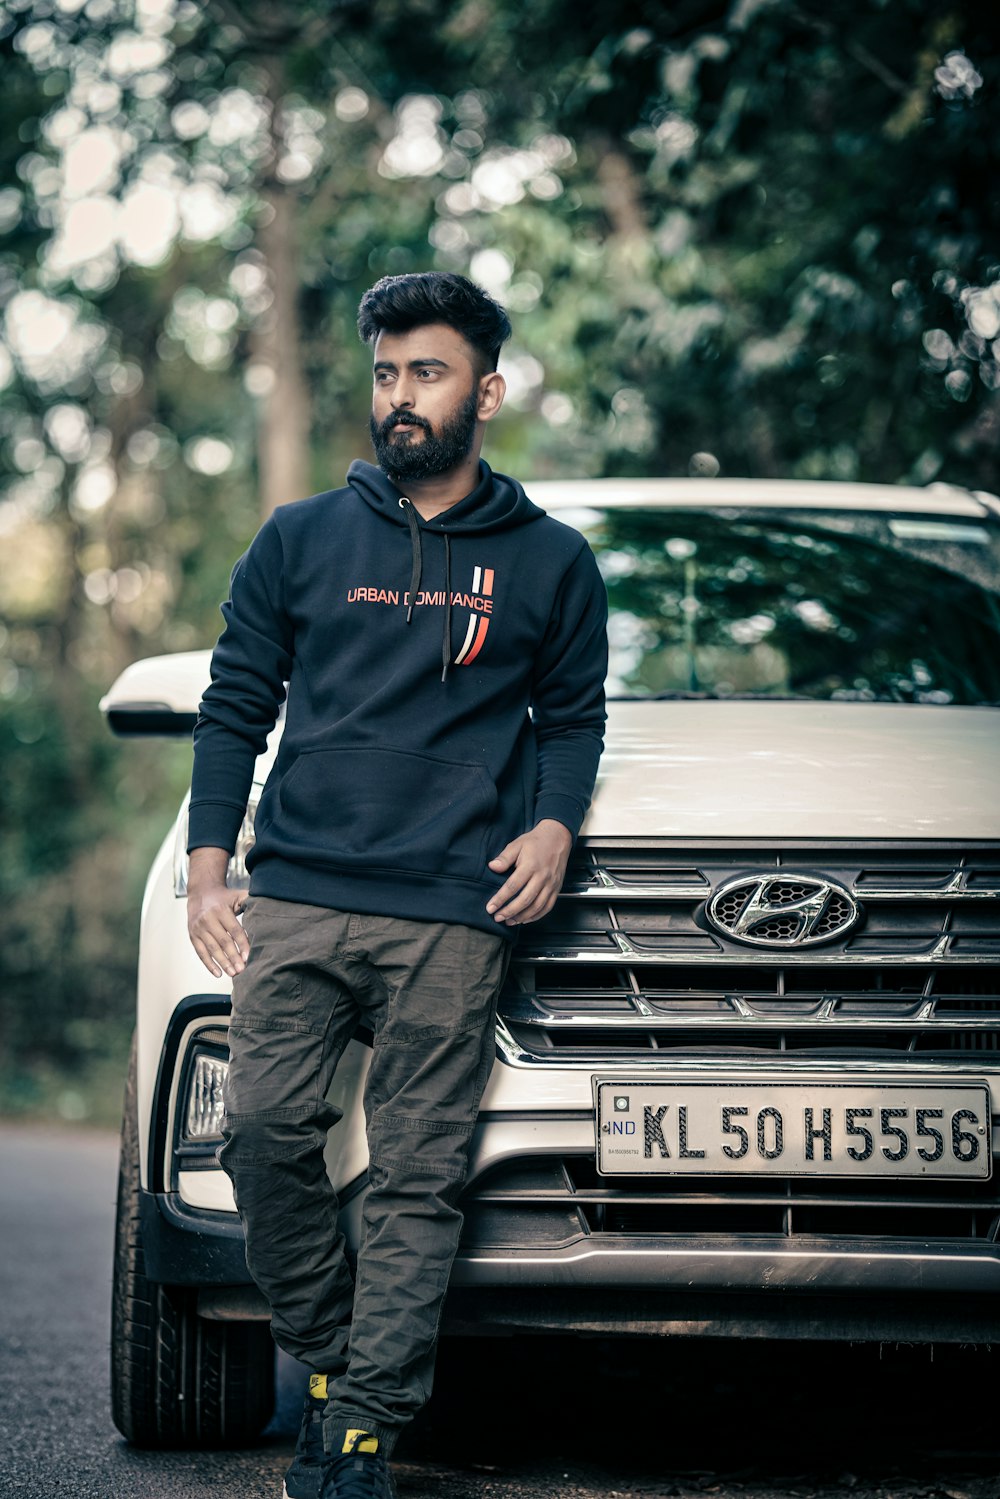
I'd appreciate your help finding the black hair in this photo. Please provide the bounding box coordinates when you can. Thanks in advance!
[357,272,512,374]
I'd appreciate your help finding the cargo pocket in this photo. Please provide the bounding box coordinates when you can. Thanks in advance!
[276,746,497,880]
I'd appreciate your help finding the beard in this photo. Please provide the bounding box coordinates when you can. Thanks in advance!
[369,388,480,481]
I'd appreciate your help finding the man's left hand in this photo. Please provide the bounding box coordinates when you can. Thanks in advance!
[486,819,573,925]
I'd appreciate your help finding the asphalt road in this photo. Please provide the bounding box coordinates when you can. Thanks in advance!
[3,1124,1000,1499]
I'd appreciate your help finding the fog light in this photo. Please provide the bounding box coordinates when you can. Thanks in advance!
[185,1053,228,1141]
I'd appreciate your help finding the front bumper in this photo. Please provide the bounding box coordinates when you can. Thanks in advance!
[451,1234,1000,1293]
[148,1003,1000,1341]
[441,1284,1000,1343]
[138,1187,250,1286]
[142,1184,1000,1342]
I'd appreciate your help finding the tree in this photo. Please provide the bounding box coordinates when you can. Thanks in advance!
[1,0,996,1115]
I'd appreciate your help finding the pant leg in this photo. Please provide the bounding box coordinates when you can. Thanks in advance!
[324,914,510,1456]
[218,896,370,1374]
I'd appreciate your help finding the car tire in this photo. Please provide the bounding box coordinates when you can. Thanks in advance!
[110,1034,275,1447]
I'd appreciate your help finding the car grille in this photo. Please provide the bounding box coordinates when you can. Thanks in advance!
[475,843,1000,1254]
[499,841,1000,1059]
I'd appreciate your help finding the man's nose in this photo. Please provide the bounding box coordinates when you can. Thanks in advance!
[391,381,414,409]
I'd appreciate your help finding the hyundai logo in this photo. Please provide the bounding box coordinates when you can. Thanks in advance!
[706,874,862,948]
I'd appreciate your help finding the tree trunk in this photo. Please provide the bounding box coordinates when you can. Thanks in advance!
[594,141,648,246]
[254,181,312,518]
[591,135,653,285]
[201,5,316,516]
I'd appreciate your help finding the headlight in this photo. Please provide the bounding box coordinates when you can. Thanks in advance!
[179,1028,230,1145]
[173,791,258,897]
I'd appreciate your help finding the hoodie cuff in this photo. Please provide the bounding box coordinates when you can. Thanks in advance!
[186,799,248,857]
[533,793,584,841]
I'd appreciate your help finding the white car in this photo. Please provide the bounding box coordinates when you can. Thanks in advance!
[104,477,1000,1447]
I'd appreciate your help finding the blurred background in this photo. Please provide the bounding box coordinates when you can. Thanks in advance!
[0,0,996,1125]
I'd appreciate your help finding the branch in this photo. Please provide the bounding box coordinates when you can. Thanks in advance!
[787,5,908,95]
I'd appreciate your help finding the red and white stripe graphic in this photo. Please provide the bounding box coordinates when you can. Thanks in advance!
[454,565,494,666]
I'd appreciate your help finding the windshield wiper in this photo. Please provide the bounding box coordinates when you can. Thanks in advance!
[607,691,813,702]
[607,691,1000,706]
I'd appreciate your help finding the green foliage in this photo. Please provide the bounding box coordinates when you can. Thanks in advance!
[0,0,997,1115]
[0,670,192,1121]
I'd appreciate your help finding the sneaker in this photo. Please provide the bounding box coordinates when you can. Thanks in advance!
[319,1429,397,1499]
[282,1375,330,1499]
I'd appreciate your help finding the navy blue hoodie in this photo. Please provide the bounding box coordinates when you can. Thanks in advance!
[188,459,608,939]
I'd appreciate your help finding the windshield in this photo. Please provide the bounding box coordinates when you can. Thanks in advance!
[569,508,1000,705]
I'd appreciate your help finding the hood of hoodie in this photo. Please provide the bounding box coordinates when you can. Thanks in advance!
[346,458,545,534]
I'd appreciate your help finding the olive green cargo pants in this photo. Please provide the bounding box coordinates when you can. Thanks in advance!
[218,896,510,1456]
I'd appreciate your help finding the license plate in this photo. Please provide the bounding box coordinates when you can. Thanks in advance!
[594,1078,992,1179]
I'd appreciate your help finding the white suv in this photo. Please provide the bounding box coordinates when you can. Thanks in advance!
[104,477,1000,1447]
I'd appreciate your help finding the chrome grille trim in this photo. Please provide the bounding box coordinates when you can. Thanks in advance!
[493,1021,1000,1069]
[572,880,711,900]
[565,881,1000,902]
[501,1001,1000,1030]
[563,852,1000,903]
[525,944,995,965]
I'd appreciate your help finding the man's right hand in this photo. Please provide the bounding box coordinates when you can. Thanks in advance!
[187,846,250,979]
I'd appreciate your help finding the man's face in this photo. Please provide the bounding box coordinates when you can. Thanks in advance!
[369,323,484,481]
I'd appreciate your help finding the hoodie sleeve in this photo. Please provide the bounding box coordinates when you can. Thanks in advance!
[187,516,293,855]
[529,541,608,839]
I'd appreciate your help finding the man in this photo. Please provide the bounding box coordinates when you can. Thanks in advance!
[186,272,607,1499]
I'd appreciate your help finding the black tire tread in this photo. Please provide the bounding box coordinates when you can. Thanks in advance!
[110,1035,275,1447]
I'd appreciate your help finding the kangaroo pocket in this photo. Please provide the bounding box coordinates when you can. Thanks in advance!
[274,746,497,881]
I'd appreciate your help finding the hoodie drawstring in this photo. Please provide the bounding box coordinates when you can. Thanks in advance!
[399,497,452,684]
[441,534,451,683]
[400,497,422,624]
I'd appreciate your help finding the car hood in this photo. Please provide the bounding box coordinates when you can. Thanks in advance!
[100,655,1000,840]
[585,700,1000,840]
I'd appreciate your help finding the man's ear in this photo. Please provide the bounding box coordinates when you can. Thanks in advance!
[477,370,506,423]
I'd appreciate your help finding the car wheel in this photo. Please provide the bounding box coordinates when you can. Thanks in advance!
[111,1034,275,1447]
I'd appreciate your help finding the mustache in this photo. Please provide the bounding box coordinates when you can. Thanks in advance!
[377,411,431,437]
